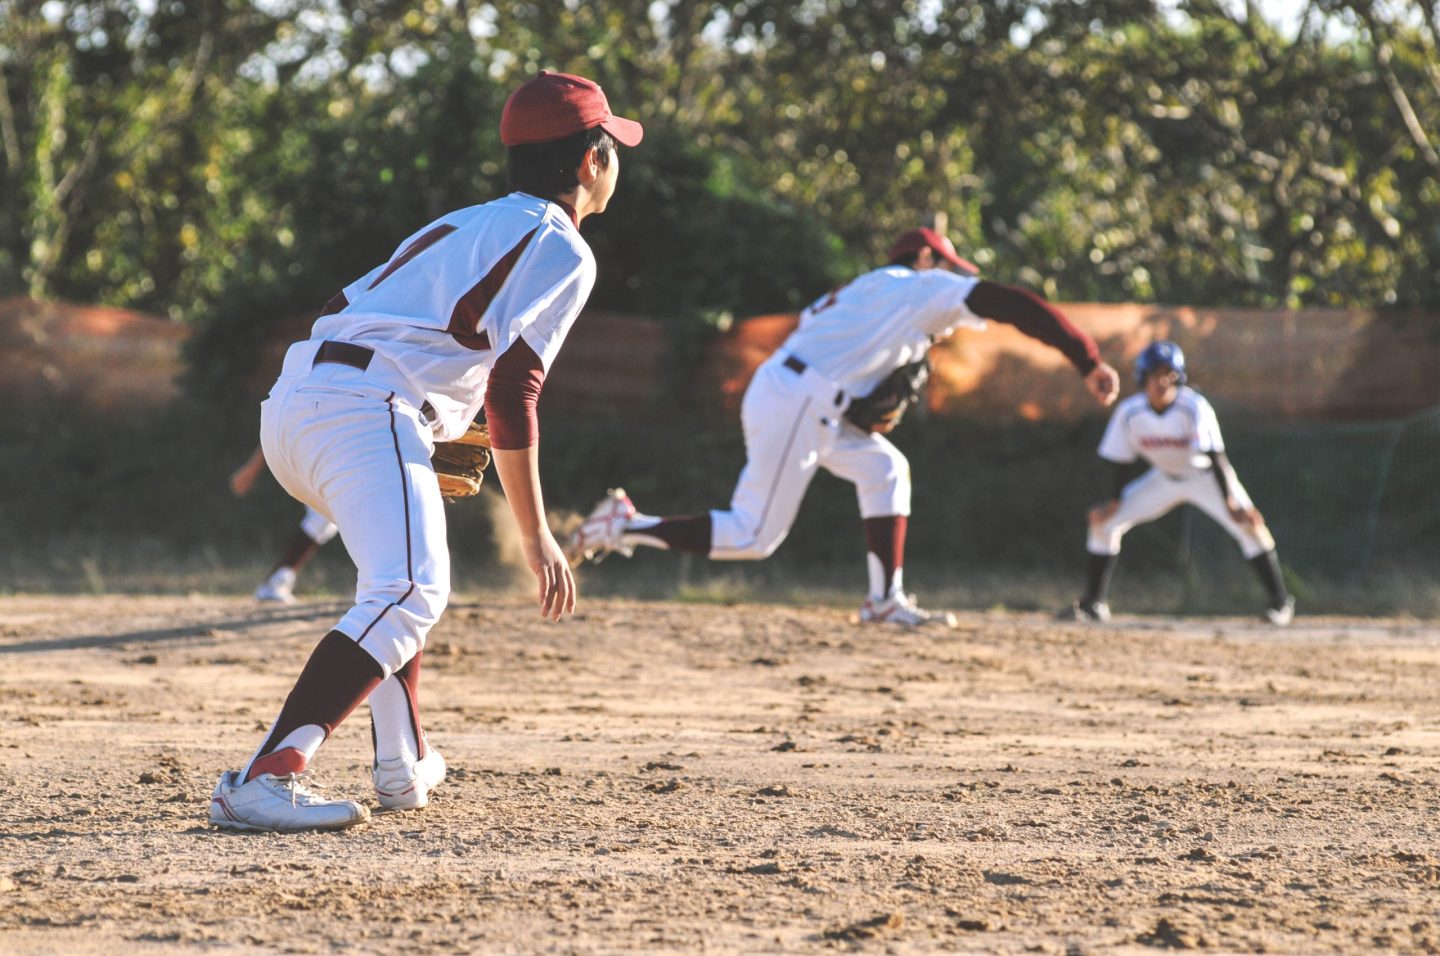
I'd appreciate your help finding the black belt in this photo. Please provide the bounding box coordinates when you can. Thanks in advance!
[312,340,436,423]
[782,353,846,408]
[313,340,374,371]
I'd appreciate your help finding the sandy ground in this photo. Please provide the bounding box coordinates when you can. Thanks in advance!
[0,595,1437,955]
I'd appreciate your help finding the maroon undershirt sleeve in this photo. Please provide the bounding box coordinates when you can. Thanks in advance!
[964,280,1100,376]
[483,337,545,450]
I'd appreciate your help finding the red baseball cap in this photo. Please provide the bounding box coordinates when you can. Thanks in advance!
[887,227,977,273]
[500,71,644,148]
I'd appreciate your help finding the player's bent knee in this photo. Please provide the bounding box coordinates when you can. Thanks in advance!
[725,527,789,560]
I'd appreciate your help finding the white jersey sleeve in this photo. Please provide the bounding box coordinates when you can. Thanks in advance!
[484,225,596,374]
[1097,398,1140,464]
[1191,392,1225,454]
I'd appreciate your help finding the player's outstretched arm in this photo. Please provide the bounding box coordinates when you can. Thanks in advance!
[964,280,1117,405]
[492,445,576,622]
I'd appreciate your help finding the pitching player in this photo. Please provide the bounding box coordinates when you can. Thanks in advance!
[568,228,1121,626]
[229,445,338,603]
[1068,341,1295,625]
[208,71,642,833]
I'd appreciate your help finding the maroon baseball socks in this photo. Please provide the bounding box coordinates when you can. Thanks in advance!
[863,515,907,600]
[625,513,713,554]
[243,630,385,781]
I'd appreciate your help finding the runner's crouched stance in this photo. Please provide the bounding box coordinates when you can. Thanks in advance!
[1067,341,1295,626]
[208,72,642,832]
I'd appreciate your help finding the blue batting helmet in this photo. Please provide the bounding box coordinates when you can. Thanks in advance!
[1134,341,1187,386]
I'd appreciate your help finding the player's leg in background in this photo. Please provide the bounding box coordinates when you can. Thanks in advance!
[570,364,824,563]
[823,429,952,627]
[254,507,340,603]
[1079,469,1183,617]
[1184,473,1293,624]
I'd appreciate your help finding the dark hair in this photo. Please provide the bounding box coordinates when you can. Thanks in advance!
[889,251,921,268]
[507,126,616,199]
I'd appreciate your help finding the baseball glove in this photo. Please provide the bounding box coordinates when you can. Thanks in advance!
[844,357,931,433]
[431,420,492,498]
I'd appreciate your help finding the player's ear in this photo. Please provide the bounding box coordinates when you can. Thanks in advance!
[577,145,605,184]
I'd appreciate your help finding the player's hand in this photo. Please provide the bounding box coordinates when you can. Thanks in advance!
[520,530,577,622]
[1088,500,1120,526]
[1085,363,1121,407]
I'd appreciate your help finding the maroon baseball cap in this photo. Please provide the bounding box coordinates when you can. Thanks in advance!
[500,71,644,148]
[887,227,977,273]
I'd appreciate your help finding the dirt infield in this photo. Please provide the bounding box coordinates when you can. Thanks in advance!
[1,595,1437,954]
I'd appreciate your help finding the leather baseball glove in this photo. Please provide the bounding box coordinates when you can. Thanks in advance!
[431,420,492,498]
[844,357,931,433]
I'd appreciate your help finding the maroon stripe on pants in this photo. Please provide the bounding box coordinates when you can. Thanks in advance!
[355,395,416,644]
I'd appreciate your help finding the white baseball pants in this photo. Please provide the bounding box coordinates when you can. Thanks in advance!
[1088,466,1273,559]
[710,358,910,560]
[260,343,449,678]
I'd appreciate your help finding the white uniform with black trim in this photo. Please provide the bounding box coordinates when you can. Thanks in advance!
[710,266,984,559]
[1088,386,1272,558]
[261,192,593,675]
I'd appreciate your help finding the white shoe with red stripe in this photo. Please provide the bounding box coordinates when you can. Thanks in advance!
[858,592,958,629]
[373,745,447,811]
[565,488,637,566]
[208,770,369,832]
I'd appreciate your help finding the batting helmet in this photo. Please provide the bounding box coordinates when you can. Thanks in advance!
[1134,341,1187,386]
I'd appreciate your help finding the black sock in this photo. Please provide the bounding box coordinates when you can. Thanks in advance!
[1249,550,1288,606]
[1083,553,1118,605]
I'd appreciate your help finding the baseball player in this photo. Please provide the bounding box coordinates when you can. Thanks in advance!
[568,228,1121,626]
[208,71,642,832]
[229,445,339,603]
[1068,341,1295,625]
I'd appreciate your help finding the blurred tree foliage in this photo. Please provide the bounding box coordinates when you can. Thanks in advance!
[2,0,1437,396]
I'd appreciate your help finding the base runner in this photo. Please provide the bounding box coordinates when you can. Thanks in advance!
[568,227,1121,627]
[1068,341,1295,625]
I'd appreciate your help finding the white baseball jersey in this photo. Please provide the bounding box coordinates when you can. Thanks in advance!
[309,192,595,440]
[1097,386,1224,479]
[784,266,986,396]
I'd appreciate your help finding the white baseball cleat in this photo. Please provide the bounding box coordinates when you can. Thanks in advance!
[858,592,958,629]
[373,745,447,811]
[254,567,297,604]
[1063,599,1112,623]
[208,770,369,833]
[1264,596,1296,627]
[565,488,637,566]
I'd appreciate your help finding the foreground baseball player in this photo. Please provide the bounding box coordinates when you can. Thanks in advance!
[1068,341,1295,625]
[208,71,642,832]
[229,446,338,603]
[569,228,1121,626]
